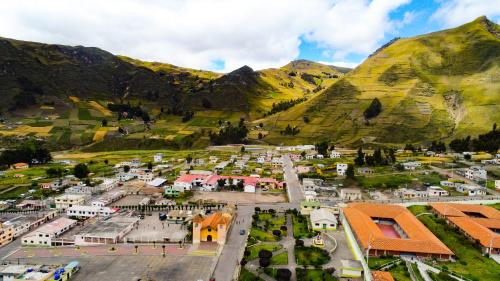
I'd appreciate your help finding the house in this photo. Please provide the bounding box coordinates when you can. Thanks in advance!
[256,156,265,164]
[300,200,321,215]
[166,210,203,224]
[153,153,163,163]
[296,166,313,174]
[340,188,362,201]
[336,163,348,176]
[340,260,363,278]
[357,167,374,175]
[496,180,500,190]
[427,186,449,197]
[10,163,29,170]
[74,216,139,246]
[1,210,57,238]
[146,177,167,188]
[394,188,428,199]
[244,184,255,193]
[271,157,283,168]
[465,166,487,181]
[16,200,45,210]
[137,170,154,182]
[289,154,302,162]
[310,208,337,230]
[116,172,135,182]
[330,150,342,158]
[402,161,422,170]
[430,203,500,254]
[302,178,323,191]
[0,223,14,247]
[164,187,181,197]
[455,184,486,196]
[54,194,85,211]
[22,217,77,246]
[67,205,113,218]
[192,209,234,244]
[344,203,453,259]
[316,154,324,159]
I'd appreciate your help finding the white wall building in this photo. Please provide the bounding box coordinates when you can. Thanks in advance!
[340,188,362,201]
[427,186,449,197]
[330,151,342,158]
[310,208,338,230]
[54,194,85,211]
[464,166,487,181]
[154,153,163,163]
[21,217,76,246]
[67,205,113,218]
[336,163,348,176]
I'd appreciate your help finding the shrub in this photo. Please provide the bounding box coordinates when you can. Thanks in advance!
[259,257,271,268]
[258,249,273,259]
[295,239,304,247]
[276,268,292,281]
[280,225,287,231]
[272,230,282,237]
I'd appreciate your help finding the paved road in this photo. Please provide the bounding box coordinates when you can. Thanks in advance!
[212,205,254,281]
[283,155,304,204]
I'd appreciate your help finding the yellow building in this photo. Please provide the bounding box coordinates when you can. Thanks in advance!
[192,211,233,245]
[0,223,14,247]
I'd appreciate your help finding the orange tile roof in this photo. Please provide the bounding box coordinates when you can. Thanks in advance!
[430,203,500,219]
[448,216,500,248]
[344,203,453,255]
[372,271,395,281]
[430,203,500,249]
[193,212,232,229]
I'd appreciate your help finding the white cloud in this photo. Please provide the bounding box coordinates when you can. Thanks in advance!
[0,0,411,72]
[432,0,500,27]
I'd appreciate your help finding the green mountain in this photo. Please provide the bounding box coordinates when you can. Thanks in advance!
[263,16,500,146]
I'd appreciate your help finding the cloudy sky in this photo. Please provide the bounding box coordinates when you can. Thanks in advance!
[1,0,499,72]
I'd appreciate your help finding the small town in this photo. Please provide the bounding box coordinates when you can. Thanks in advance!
[0,143,498,281]
[1,1,500,280]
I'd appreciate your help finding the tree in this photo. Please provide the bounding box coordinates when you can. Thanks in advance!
[240,146,245,153]
[217,178,226,188]
[46,167,63,178]
[73,163,89,179]
[364,98,382,119]
[277,269,292,281]
[295,239,304,247]
[147,162,153,170]
[404,143,416,152]
[430,141,446,153]
[104,159,109,165]
[346,164,355,179]
[186,155,193,164]
[258,132,263,139]
[258,249,273,259]
[123,165,130,173]
[272,230,282,237]
[259,122,264,128]
[101,119,108,127]
[354,148,365,166]
[259,257,271,268]
[315,140,329,156]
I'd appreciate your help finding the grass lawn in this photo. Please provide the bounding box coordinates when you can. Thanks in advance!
[270,252,288,265]
[245,243,283,260]
[239,268,263,281]
[408,205,500,281]
[292,213,311,238]
[389,262,412,281]
[368,257,398,269]
[296,269,337,281]
[295,246,331,266]
[411,263,425,281]
[249,227,278,242]
[488,203,500,211]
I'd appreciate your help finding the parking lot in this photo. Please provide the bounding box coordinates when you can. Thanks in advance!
[112,194,150,206]
[7,254,215,281]
[126,212,188,242]
[191,191,287,204]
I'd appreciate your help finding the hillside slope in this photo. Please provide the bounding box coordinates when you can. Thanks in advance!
[263,16,500,145]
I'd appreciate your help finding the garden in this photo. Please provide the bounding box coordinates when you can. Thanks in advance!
[294,246,331,266]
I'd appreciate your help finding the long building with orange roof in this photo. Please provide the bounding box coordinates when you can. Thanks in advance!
[430,203,500,254]
[343,203,453,259]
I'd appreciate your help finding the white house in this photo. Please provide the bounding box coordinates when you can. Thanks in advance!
[316,154,324,159]
[496,180,500,190]
[340,188,362,201]
[116,172,135,182]
[310,208,337,230]
[154,153,163,163]
[67,205,113,218]
[330,151,342,158]
[402,161,422,170]
[465,166,487,181]
[427,186,449,197]
[336,163,348,176]
[244,184,256,193]
[21,217,76,246]
[455,184,487,196]
[137,170,154,182]
[54,194,85,211]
